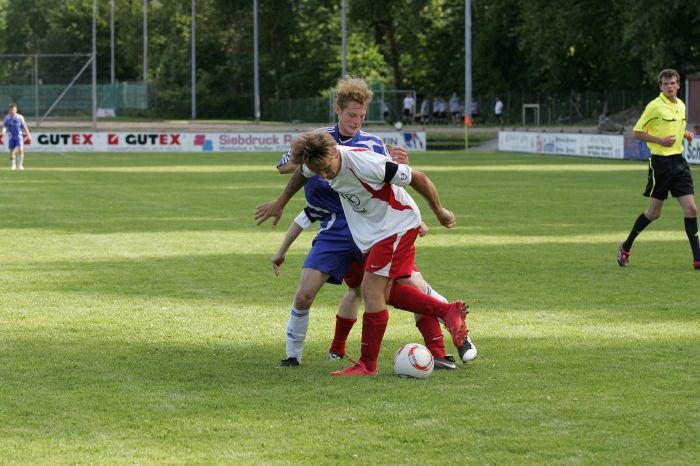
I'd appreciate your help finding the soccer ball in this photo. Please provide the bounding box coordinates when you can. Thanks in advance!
[393,343,434,379]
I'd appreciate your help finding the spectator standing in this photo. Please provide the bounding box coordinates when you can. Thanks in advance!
[419,97,430,125]
[494,96,504,128]
[402,93,415,125]
[449,92,461,124]
[432,97,440,125]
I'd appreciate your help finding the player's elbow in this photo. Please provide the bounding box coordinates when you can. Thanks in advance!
[409,170,426,187]
[277,162,297,174]
[633,131,646,141]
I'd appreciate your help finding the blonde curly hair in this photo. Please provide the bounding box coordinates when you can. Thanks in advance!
[334,76,373,110]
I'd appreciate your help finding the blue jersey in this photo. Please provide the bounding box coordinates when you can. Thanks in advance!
[278,124,390,232]
[4,113,26,138]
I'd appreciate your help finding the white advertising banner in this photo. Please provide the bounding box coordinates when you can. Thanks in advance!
[498,131,624,160]
[1,131,427,153]
[685,139,700,165]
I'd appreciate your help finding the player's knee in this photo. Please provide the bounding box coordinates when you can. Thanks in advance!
[294,289,316,309]
[685,204,698,217]
[360,280,383,302]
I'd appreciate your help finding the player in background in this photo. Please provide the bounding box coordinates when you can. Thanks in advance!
[256,76,476,370]
[2,103,32,170]
[617,69,698,269]
[290,131,469,376]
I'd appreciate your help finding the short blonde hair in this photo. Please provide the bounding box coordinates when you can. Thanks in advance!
[658,68,680,86]
[334,76,373,110]
[290,131,337,167]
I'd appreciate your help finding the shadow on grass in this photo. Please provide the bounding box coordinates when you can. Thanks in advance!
[3,241,699,320]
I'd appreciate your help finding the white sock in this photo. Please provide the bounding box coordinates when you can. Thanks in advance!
[424,283,448,303]
[10,157,15,168]
[17,153,24,167]
[285,305,309,360]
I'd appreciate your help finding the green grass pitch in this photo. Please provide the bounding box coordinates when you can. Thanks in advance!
[0,150,697,463]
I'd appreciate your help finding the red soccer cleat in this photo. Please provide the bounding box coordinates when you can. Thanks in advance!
[617,243,630,267]
[330,361,377,377]
[694,260,700,270]
[443,301,468,348]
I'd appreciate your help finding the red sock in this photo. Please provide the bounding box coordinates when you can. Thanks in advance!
[388,282,450,318]
[359,310,389,372]
[329,315,357,356]
[416,316,446,358]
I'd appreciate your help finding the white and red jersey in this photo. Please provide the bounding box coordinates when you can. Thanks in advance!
[303,145,421,252]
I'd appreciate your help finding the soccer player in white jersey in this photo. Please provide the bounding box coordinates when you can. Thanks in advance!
[256,77,476,370]
[2,103,32,170]
[290,131,469,376]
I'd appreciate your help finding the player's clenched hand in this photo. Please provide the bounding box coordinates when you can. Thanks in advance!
[389,146,409,165]
[685,131,695,143]
[271,252,285,276]
[254,201,284,227]
[436,208,456,228]
[419,222,430,237]
[659,136,676,147]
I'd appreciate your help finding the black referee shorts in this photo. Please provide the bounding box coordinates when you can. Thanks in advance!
[643,154,695,200]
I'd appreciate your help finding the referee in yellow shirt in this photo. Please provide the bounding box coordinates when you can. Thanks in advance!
[617,69,698,269]
[617,69,700,269]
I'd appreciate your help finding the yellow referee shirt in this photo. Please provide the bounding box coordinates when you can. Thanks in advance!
[633,92,686,156]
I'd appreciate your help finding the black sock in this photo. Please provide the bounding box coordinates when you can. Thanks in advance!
[622,213,652,252]
[684,217,700,261]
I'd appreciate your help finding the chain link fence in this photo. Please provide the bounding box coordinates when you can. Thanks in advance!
[0,54,148,120]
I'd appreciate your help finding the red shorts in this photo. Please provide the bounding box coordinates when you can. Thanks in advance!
[343,255,420,288]
[364,227,421,279]
[343,260,364,289]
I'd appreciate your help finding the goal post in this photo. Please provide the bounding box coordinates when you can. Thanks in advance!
[522,103,540,126]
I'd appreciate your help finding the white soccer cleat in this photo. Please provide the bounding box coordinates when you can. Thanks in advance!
[458,334,477,362]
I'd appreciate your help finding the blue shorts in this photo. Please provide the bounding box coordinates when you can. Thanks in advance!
[8,136,23,150]
[303,230,363,285]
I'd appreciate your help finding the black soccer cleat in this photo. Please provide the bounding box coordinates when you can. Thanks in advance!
[617,243,630,267]
[278,357,300,367]
[326,351,346,361]
[433,355,459,370]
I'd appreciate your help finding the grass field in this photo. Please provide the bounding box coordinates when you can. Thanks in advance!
[0,150,698,464]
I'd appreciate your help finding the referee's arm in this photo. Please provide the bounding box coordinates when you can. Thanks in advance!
[634,130,676,148]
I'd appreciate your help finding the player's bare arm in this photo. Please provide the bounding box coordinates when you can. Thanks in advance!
[634,130,675,147]
[254,167,308,226]
[408,170,456,228]
[23,122,31,142]
[271,222,304,276]
[277,161,297,174]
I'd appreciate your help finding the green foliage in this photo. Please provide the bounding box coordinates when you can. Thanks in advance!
[0,0,697,118]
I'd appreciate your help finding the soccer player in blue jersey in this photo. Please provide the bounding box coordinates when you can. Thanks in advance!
[255,76,476,369]
[2,104,32,170]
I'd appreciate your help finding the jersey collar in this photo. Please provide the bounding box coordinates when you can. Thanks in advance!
[333,124,360,144]
[658,92,677,105]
